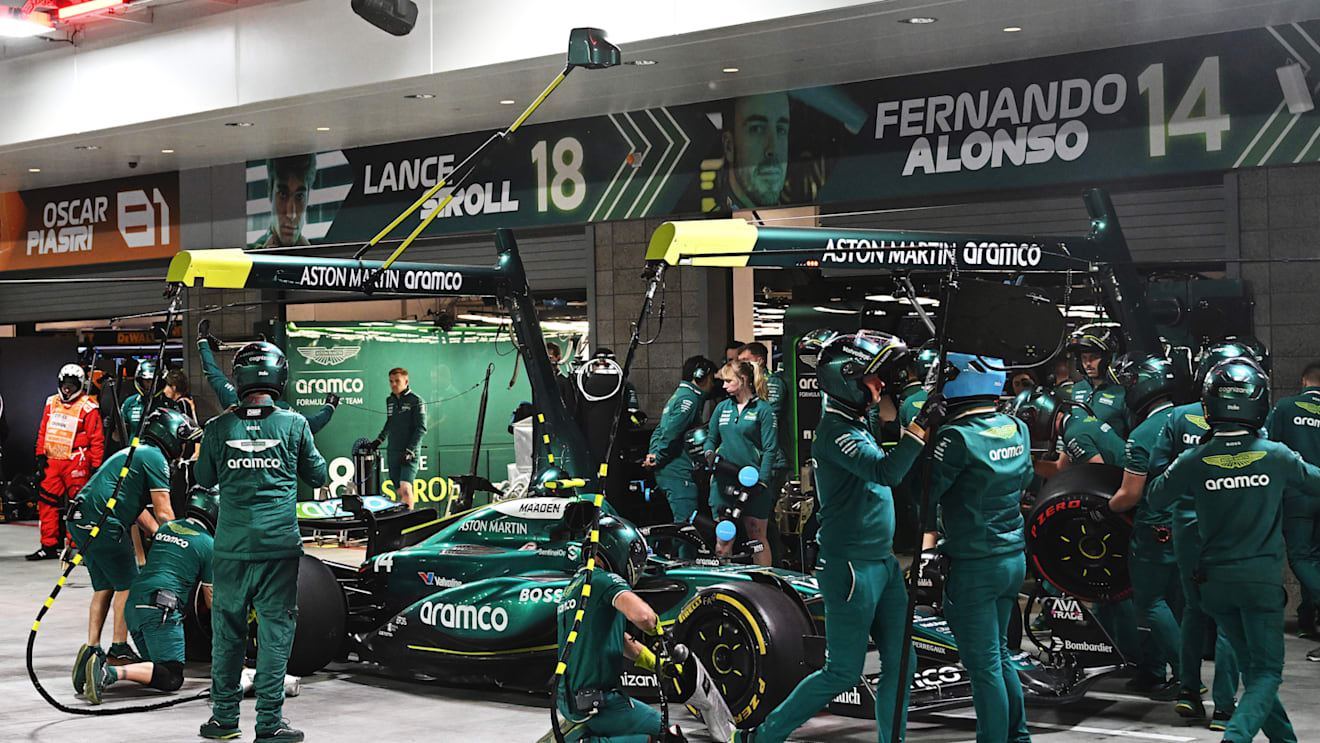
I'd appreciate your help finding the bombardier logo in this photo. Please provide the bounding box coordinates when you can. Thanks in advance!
[1205,473,1271,491]
[296,346,361,366]
[418,601,508,632]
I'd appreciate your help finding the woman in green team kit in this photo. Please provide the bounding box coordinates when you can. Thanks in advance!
[1148,358,1320,743]
[702,360,777,566]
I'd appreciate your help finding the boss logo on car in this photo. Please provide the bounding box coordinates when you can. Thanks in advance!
[518,587,564,603]
[418,601,509,632]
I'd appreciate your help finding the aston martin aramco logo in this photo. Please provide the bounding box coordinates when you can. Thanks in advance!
[296,346,361,366]
[225,439,281,453]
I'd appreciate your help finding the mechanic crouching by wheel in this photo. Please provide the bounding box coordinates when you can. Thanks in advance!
[703,361,778,566]
[734,331,929,743]
[927,353,1034,743]
[1147,358,1318,743]
[83,514,214,704]
[553,517,684,742]
[196,342,328,743]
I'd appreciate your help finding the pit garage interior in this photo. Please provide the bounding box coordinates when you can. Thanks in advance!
[5,1,1320,742]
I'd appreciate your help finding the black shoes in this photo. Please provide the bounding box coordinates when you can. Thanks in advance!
[254,720,304,742]
[1174,687,1205,719]
[26,545,61,561]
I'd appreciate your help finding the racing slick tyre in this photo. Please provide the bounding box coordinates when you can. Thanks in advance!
[672,581,813,729]
[1025,463,1133,602]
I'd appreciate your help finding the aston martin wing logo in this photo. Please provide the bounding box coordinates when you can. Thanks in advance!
[225,439,281,453]
[980,423,1019,439]
[1186,414,1210,430]
[296,346,361,366]
[1296,401,1320,415]
[1202,451,1267,469]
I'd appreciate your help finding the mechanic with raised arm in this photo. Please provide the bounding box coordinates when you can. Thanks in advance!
[1067,325,1131,437]
[196,342,327,743]
[29,364,104,562]
[735,331,930,743]
[702,360,777,566]
[642,356,716,553]
[1143,341,1253,730]
[551,516,684,742]
[926,353,1033,743]
[1265,360,1320,662]
[1147,358,1316,743]
[1103,355,1184,707]
[368,367,425,510]
[83,513,214,704]
[196,320,337,433]
[68,408,198,684]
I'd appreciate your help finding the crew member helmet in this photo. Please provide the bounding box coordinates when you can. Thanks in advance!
[58,363,87,403]
[1202,358,1270,429]
[941,353,1007,403]
[815,330,909,415]
[1009,388,1059,446]
[232,342,289,398]
[1067,324,1122,383]
[1194,340,1257,395]
[141,407,202,461]
[1117,354,1180,415]
[589,515,649,587]
[135,359,159,397]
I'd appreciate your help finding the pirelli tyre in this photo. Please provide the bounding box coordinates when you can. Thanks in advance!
[1026,463,1133,602]
[672,581,812,729]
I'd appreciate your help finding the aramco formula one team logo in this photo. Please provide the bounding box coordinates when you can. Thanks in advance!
[296,345,361,366]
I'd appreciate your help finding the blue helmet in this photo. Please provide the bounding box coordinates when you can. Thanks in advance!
[941,353,1007,402]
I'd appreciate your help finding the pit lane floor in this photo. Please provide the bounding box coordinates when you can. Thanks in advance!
[3,523,1319,742]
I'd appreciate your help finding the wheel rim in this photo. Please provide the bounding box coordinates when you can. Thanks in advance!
[683,608,758,701]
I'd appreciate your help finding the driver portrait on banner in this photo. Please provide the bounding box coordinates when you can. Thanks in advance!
[247,152,349,250]
[251,154,316,249]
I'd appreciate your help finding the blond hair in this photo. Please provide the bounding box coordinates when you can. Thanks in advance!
[719,360,768,401]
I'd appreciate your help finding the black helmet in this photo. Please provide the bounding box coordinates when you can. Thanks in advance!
[1202,358,1270,429]
[135,359,159,397]
[1067,324,1121,383]
[141,407,202,460]
[232,342,288,398]
[589,515,648,587]
[58,363,87,403]
[816,330,909,415]
[1009,388,1059,447]
[1117,354,1179,416]
[1194,340,1256,394]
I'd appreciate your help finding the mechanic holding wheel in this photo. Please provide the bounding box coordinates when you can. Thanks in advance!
[1148,357,1319,743]
[926,353,1034,743]
[368,367,426,510]
[1106,355,1185,707]
[702,360,777,566]
[1265,361,1320,662]
[551,516,684,743]
[735,331,929,743]
[643,355,716,556]
[1067,325,1131,438]
[83,514,214,704]
[69,408,199,684]
[196,319,338,433]
[196,342,328,743]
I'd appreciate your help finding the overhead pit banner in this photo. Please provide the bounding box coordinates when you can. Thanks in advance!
[0,172,180,272]
[246,22,1320,246]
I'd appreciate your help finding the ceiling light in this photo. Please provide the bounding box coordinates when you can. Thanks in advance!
[865,293,939,306]
[1003,26,1022,33]
[160,149,174,154]
[626,59,657,66]
[225,122,255,127]
[28,168,41,173]
[899,17,938,24]
[74,145,100,151]
[721,67,739,73]
[499,99,516,105]
[58,0,125,20]
[0,9,54,37]
[404,93,435,99]
[812,306,859,315]
[315,126,331,131]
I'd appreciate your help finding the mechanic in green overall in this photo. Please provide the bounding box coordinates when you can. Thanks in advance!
[1067,324,1131,437]
[643,356,716,557]
[736,331,930,743]
[369,367,426,509]
[196,319,337,433]
[197,342,328,743]
[702,360,778,566]
[927,353,1033,743]
[1105,355,1185,704]
[870,343,937,554]
[118,359,161,436]
[1265,361,1320,662]
[552,516,682,743]
[1147,341,1253,730]
[83,514,214,703]
[69,408,200,691]
[1148,358,1316,743]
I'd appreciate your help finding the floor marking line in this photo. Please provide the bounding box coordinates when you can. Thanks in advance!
[932,711,1197,741]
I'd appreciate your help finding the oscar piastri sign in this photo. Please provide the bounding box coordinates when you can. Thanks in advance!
[245,21,1320,246]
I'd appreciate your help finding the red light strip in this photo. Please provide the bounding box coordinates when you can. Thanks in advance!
[57,0,125,21]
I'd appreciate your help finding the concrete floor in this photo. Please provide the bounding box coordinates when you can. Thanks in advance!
[3,520,1319,743]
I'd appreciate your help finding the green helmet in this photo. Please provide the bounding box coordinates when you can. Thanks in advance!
[185,485,219,534]
[1009,388,1058,446]
[816,330,910,415]
[135,358,159,397]
[1194,340,1256,394]
[589,515,648,587]
[141,407,202,460]
[1067,323,1122,383]
[1202,358,1270,429]
[888,342,939,389]
[232,341,288,398]
[1117,354,1179,416]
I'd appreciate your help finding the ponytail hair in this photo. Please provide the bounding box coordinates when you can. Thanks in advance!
[719,360,768,401]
